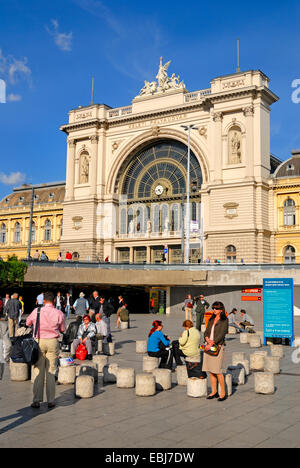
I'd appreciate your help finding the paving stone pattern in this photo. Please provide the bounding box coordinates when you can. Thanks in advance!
[1,311,300,448]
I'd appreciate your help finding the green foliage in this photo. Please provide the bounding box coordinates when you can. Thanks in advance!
[0,256,28,286]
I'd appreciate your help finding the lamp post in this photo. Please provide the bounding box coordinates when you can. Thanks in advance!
[26,185,34,260]
[181,124,198,264]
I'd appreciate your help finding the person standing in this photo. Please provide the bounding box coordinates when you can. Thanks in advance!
[203,301,228,402]
[194,294,210,332]
[73,292,89,317]
[183,294,194,321]
[116,295,125,328]
[54,292,64,312]
[26,291,65,409]
[88,291,100,319]
[65,251,72,262]
[99,296,114,345]
[64,292,73,319]
[4,293,22,339]
[36,292,44,306]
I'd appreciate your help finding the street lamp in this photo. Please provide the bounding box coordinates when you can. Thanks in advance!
[181,124,198,264]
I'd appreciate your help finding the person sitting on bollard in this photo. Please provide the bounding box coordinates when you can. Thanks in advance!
[172,320,206,378]
[147,320,173,370]
[72,315,97,361]
[120,305,130,329]
[239,309,255,330]
[95,313,108,344]
[61,316,82,352]
[228,308,247,333]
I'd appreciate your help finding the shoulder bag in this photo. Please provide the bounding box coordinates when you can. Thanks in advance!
[22,307,41,365]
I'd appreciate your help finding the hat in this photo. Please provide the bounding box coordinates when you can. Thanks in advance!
[79,292,85,298]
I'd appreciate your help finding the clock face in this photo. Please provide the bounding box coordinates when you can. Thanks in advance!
[155,185,164,196]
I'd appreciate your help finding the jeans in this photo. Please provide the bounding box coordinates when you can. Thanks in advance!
[65,305,71,319]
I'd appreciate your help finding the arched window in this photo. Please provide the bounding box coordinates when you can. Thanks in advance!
[226,245,236,263]
[0,223,6,244]
[284,245,296,264]
[14,222,21,243]
[44,219,51,241]
[161,204,169,232]
[120,208,127,235]
[136,207,143,233]
[127,208,134,234]
[284,198,296,226]
[153,205,160,233]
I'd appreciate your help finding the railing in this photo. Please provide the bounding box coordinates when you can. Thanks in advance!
[184,89,211,103]
[108,106,133,119]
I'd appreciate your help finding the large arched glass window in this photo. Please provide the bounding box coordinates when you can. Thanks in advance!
[0,223,6,244]
[284,198,296,226]
[14,222,21,243]
[226,245,236,263]
[284,245,296,264]
[44,219,51,241]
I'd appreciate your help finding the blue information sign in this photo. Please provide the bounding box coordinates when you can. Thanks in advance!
[263,278,294,346]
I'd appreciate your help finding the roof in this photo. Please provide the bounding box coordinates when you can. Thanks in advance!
[0,182,66,209]
[274,150,300,179]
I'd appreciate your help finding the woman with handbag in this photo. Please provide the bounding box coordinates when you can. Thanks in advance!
[202,301,228,402]
[147,320,173,370]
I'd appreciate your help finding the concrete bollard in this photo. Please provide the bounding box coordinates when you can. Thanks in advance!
[135,373,156,396]
[187,378,207,398]
[152,368,172,391]
[75,375,94,398]
[103,363,118,384]
[143,356,159,373]
[254,372,275,395]
[228,326,237,335]
[240,333,249,344]
[270,345,284,359]
[77,364,98,383]
[264,356,281,374]
[232,352,246,364]
[58,365,76,385]
[10,362,29,382]
[103,342,115,356]
[227,365,245,385]
[97,340,103,354]
[92,355,108,373]
[218,372,232,397]
[176,365,188,386]
[121,321,128,330]
[59,352,73,359]
[250,352,265,372]
[136,340,147,354]
[249,335,262,348]
[238,359,250,376]
[117,368,135,388]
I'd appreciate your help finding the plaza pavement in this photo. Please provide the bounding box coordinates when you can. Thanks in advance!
[1,311,300,448]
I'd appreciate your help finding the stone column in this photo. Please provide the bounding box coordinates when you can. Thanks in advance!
[243,106,254,179]
[212,111,223,183]
[129,246,134,264]
[65,139,76,201]
[146,246,151,264]
[89,135,98,198]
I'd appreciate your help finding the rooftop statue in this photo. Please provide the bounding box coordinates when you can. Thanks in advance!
[137,57,186,98]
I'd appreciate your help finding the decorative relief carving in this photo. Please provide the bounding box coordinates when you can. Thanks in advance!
[224,202,239,219]
[90,135,98,144]
[137,57,186,98]
[68,138,76,148]
[213,112,223,122]
[222,79,245,90]
[243,106,254,117]
[228,126,242,164]
[72,216,83,230]
[199,127,207,138]
[151,126,161,137]
[79,153,89,184]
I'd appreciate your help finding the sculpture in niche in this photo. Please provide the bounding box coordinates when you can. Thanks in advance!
[163,217,169,233]
[80,153,89,184]
[229,127,242,164]
[128,219,134,234]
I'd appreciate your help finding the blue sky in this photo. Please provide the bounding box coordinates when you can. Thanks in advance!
[0,0,300,200]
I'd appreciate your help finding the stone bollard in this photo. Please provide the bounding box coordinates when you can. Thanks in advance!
[264,356,280,374]
[238,359,250,376]
[232,352,246,364]
[77,364,98,383]
[152,368,172,391]
[121,321,128,330]
[58,365,76,385]
[135,373,156,397]
[270,345,284,359]
[103,342,115,356]
[254,372,275,395]
[97,340,103,354]
[136,340,147,354]
[227,365,245,386]
[187,378,207,398]
[10,362,29,382]
[103,363,118,384]
[59,352,73,359]
[117,368,135,388]
[75,375,94,398]
[143,356,159,373]
[176,365,188,386]
[240,333,249,344]
[249,335,262,348]
[228,326,237,335]
[93,355,108,373]
[218,372,232,397]
[250,352,265,372]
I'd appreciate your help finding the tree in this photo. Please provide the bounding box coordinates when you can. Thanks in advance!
[0,256,28,286]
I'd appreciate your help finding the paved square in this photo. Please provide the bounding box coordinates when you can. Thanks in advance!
[1,311,300,448]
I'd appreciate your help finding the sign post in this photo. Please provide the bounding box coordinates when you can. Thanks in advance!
[263,278,294,346]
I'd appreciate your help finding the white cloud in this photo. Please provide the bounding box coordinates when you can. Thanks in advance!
[0,49,32,86]
[47,19,73,52]
[7,93,22,102]
[0,172,26,186]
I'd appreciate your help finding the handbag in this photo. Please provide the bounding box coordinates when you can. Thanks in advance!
[76,343,88,361]
[21,307,41,365]
[204,344,221,357]
[186,361,207,379]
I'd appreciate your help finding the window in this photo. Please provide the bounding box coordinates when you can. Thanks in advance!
[14,222,21,243]
[284,245,296,264]
[120,208,127,234]
[226,245,236,263]
[31,222,36,242]
[284,198,296,226]
[171,204,179,231]
[44,219,51,241]
[0,223,6,244]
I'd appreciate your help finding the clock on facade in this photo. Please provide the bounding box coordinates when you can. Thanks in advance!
[155,185,164,196]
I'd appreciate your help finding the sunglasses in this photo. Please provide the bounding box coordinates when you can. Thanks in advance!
[212,307,222,310]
